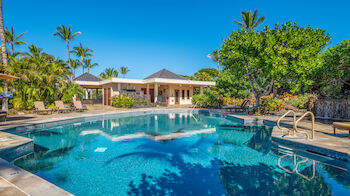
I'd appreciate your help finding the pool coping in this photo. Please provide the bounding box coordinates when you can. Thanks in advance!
[0,108,349,195]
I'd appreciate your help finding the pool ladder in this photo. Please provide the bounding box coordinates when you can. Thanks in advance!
[277,110,315,140]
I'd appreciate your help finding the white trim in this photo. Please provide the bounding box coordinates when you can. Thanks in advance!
[74,77,215,86]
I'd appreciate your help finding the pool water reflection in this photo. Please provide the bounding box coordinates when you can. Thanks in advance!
[12,112,350,195]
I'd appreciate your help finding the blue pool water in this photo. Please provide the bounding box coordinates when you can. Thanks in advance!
[10,112,350,195]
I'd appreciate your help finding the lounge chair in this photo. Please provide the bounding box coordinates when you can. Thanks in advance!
[73,101,87,112]
[333,122,350,139]
[0,111,7,122]
[225,100,250,113]
[54,101,72,112]
[34,101,53,114]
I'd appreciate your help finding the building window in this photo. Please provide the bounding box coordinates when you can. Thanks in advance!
[182,90,185,99]
[187,90,190,99]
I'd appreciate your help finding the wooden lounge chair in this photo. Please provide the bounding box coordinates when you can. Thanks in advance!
[0,111,7,122]
[34,101,53,114]
[54,101,71,112]
[73,101,87,112]
[225,100,250,113]
[333,122,350,139]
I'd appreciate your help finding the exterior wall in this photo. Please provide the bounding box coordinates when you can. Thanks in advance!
[102,82,198,105]
[167,84,193,105]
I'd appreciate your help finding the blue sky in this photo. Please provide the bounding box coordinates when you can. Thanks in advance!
[3,0,349,78]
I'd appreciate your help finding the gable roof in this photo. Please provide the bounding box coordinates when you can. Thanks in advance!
[144,69,188,80]
[74,72,102,82]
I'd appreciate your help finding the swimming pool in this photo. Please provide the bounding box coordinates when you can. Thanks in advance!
[9,111,350,195]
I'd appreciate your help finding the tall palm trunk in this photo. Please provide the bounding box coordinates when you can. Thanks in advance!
[217,62,220,72]
[66,39,72,79]
[81,55,84,73]
[0,0,9,111]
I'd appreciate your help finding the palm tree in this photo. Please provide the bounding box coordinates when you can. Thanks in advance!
[207,50,220,72]
[84,59,98,73]
[70,43,93,73]
[4,26,27,54]
[99,68,118,79]
[234,9,265,30]
[119,66,130,78]
[71,59,81,79]
[0,0,9,111]
[53,25,81,78]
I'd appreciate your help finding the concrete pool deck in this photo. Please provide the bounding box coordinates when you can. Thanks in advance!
[0,107,349,195]
[225,113,350,161]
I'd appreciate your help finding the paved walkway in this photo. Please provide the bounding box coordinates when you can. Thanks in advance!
[227,113,350,160]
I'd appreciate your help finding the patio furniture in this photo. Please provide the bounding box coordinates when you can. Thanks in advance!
[54,101,72,112]
[333,122,350,139]
[0,111,7,122]
[225,100,250,113]
[34,101,53,114]
[73,101,88,112]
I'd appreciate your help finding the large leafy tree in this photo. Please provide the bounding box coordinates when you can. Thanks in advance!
[84,59,98,73]
[314,40,350,97]
[194,68,219,81]
[219,22,330,106]
[119,66,130,78]
[99,68,119,79]
[53,25,81,78]
[4,26,27,54]
[216,70,250,98]
[71,43,93,73]
[234,9,265,30]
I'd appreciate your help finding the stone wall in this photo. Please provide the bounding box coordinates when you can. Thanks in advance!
[313,99,350,120]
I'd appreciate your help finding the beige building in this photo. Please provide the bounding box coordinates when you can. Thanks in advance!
[74,69,215,106]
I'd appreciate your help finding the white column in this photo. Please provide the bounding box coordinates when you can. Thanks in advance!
[199,86,204,95]
[90,89,93,99]
[146,84,149,95]
[117,83,121,95]
[154,83,158,103]
[85,89,89,99]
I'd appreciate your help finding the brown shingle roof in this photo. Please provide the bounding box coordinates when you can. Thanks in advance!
[144,69,188,80]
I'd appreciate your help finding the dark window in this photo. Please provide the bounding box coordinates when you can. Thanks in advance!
[182,90,185,99]
[187,90,190,99]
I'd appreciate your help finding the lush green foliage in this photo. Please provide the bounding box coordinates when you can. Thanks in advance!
[314,40,350,98]
[215,70,250,98]
[4,45,72,109]
[219,22,330,105]
[111,94,135,108]
[61,82,84,104]
[99,68,119,79]
[258,93,316,114]
[4,26,27,54]
[234,9,265,30]
[119,66,130,78]
[192,93,223,108]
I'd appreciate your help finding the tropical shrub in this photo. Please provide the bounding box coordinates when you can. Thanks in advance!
[111,95,135,108]
[192,94,223,108]
[61,82,84,104]
[6,45,71,110]
[258,93,316,114]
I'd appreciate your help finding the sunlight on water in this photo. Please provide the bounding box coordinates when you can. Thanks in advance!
[12,112,350,196]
